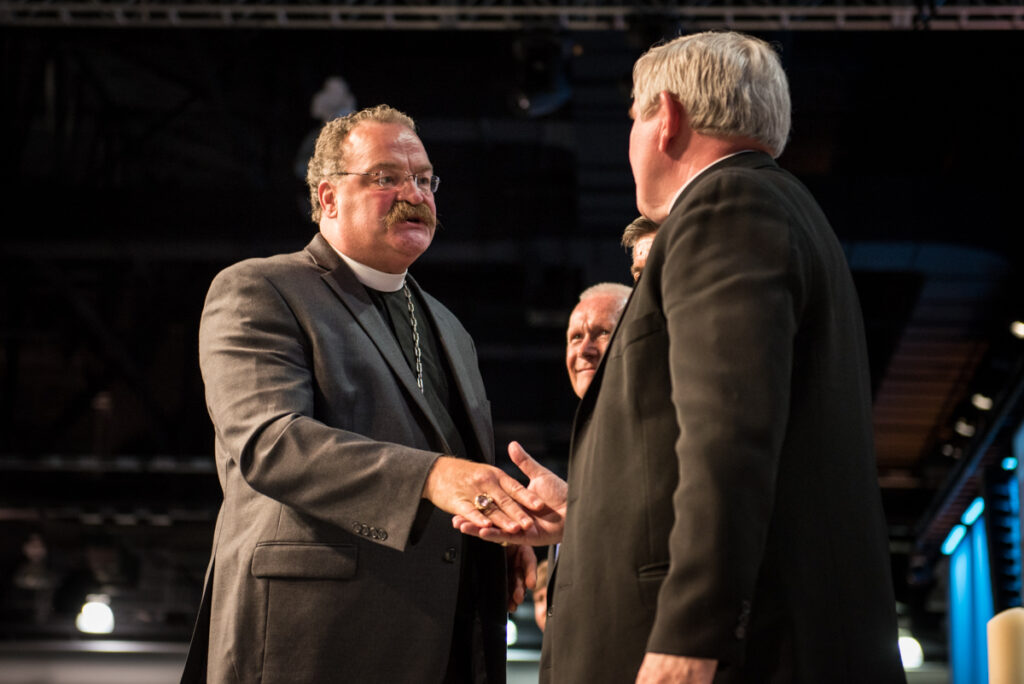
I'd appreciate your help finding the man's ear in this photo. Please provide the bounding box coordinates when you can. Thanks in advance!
[318,180,337,219]
[657,90,685,153]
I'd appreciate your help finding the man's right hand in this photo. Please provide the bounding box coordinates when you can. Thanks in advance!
[451,441,567,546]
[422,455,545,535]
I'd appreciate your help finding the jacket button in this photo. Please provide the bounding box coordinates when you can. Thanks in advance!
[443,547,457,563]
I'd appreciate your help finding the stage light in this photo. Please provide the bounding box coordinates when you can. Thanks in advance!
[508,33,573,118]
[954,419,975,437]
[1002,457,1018,471]
[1010,320,1024,339]
[899,634,924,669]
[942,525,967,555]
[971,393,993,411]
[961,497,984,526]
[506,618,519,646]
[75,594,114,634]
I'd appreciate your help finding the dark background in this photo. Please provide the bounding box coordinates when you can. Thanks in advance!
[2,18,1022,666]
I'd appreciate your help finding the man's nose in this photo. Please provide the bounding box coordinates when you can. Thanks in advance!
[396,177,427,202]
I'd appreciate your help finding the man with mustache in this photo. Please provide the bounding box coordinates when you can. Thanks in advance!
[182,104,542,684]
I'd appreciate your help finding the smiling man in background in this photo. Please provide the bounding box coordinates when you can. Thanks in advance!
[565,282,632,399]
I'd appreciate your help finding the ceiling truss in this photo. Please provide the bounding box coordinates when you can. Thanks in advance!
[2,0,1023,30]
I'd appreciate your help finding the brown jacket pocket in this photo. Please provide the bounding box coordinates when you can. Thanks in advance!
[251,542,357,579]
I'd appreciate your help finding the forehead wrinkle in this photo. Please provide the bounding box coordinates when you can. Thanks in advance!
[345,123,432,172]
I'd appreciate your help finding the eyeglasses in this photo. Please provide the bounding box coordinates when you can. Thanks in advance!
[334,170,440,194]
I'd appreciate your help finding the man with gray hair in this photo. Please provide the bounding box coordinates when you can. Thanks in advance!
[565,282,632,399]
[455,31,905,684]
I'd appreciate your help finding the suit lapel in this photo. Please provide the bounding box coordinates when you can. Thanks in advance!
[305,235,449,445]
[407,275,494,465]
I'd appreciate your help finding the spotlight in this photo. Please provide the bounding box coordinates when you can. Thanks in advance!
[506,618,519,646]
[508,33,573,118]
[961,497,984,526]
[75,594,114,634]
[941,525,966,555]
[1002,457,1018,471]
[1010,320,1024,339]
[898,634,924,669]
[954,419,975,437]
[971,393,993,411]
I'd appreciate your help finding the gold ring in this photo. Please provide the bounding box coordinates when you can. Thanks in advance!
[474,493,494,512]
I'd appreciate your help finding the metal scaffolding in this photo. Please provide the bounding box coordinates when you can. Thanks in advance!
[2,0,1023,30]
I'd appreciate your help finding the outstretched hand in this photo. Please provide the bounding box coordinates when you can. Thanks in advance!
[423,455,545,535]
[452,441,567,546]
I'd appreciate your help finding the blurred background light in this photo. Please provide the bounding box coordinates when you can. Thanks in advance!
[506,618,518,646]
[961,497,985,526]
[899,634,924,669]
[75,594,114,634]
[942,525,967,555]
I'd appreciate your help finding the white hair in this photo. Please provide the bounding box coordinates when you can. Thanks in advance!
[577,282,632,321]
[579,282,632,303]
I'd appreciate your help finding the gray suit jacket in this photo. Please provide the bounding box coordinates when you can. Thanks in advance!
[182,234,506,683]
[541,152,905,683]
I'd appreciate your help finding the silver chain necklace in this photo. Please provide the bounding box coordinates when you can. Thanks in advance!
[403,284,424,393]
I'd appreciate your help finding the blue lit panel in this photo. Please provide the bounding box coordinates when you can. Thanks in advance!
[986,467,1022,611]
[1014,421,1024,462]
[948,515,993,684]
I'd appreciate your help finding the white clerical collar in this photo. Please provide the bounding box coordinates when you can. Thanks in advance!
[331,246,407,292]
[668,150,756,211]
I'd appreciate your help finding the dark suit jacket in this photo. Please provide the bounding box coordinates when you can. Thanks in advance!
[182,234,507,684]
[541,152,906,683]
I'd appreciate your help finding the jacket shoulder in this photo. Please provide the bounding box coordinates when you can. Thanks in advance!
[209,247,320,290]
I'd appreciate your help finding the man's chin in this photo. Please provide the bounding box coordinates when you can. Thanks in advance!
[388,229,435,264]
[574,370,596,397]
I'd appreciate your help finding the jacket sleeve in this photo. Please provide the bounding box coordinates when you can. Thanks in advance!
[198,260,442,552]
[645,168,805,663]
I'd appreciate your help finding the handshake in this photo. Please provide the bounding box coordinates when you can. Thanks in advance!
[422,441,567,547]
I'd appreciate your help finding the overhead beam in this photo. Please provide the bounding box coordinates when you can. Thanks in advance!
[2,1,1023,30]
